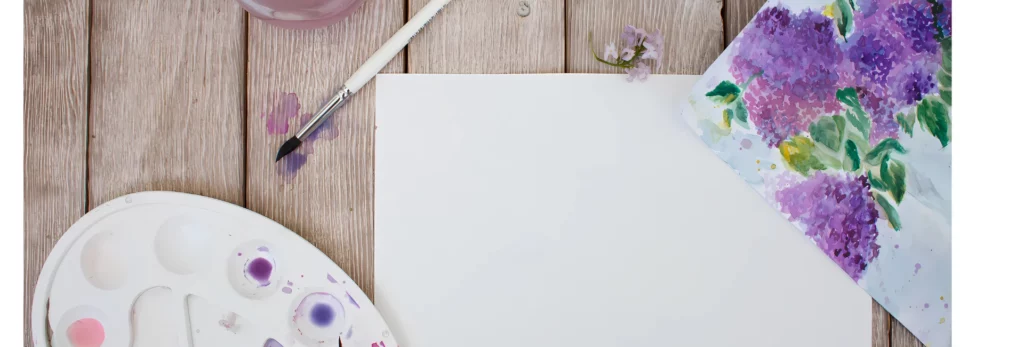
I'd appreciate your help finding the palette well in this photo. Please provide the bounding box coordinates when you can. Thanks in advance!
[32,191,396,347]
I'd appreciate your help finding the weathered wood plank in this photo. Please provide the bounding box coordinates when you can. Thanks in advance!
[566,0,723,74]
[23,0,89,344]
[892,318,925,347]
[408,0,564,73]
[725,0,765,45]
[246,0,405,298]
[874,300,893,347]
[89,0,246,207]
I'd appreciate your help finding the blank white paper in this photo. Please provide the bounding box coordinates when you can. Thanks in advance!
[374,74,871,347]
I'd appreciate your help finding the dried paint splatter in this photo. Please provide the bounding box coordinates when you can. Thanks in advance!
[263,92,343,181]
[346,292,361,309]
[327,274,337,283]
[263,93,300,135]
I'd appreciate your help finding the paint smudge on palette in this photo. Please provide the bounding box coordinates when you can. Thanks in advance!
[229,241,281,298]
[262,92,343,182]
[291,292,348,345]
[67,318,104,347]
[264,338,285,347]
[346,292,361,309]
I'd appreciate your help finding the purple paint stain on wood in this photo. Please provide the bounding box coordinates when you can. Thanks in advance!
[263,93,300,135]
[264,92,345,181]
[277,151,308,181]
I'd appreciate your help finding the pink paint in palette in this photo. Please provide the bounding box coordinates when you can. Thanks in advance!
[32,192,397,347]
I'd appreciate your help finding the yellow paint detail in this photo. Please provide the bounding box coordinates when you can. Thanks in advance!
[823,3,835,18]
[756,160,761,164]
[723,94,737,104]
[722,110,732,128]
[939,317,946,324]
[940,296,945,300]
[770,164,777,169]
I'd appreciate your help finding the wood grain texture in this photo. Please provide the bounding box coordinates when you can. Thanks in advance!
[246,0,404,298]
[873,300,893,347]
[88,0,246,207]
[892,318,925,347]
[567,0,723,74]
[23,0,89,344]
[408,0,564,73]
[724,0,765,45]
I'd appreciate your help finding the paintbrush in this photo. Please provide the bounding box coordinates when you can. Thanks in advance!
[275,0,454,161]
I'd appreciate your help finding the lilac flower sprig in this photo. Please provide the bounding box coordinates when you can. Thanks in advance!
[590,25,664,82]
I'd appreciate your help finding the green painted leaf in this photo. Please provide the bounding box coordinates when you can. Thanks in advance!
[706,81,742,105]
[734,100,749,123]
[938,69,951,88]
[940,89,952,105]
[941,38,952,74]
[723,109,733,128]
[837,88,866,115]
[838,88,872,139]
[835,0,855,41]
[917,97,951,147]
[897,112,915,137]
[779,136,827,175]
[873,192,902,231]
[865,138,907,165]
[881,157,907,204]
[844,140,860,171]
[868,171,888,192]
[809,115,845,152]
[845,110,871,140]
[815,149,844,169]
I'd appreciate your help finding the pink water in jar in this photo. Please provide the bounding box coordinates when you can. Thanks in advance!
[237,0,368,29]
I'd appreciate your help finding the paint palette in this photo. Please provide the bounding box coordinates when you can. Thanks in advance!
[31,192,397,347]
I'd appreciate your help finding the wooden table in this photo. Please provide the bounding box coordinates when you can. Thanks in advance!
[23,0,918,346]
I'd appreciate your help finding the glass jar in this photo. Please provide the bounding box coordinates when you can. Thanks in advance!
[237,0,368,29]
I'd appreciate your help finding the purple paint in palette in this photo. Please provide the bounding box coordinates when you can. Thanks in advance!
[263,92,343,181]
[327,274,337,283]
[245,257,275,287]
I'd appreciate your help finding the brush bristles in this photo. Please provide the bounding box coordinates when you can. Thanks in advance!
[275,137,302,162]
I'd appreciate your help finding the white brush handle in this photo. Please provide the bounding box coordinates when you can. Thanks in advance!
[343,0,452,93]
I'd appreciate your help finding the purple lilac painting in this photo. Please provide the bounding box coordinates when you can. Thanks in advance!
[681,0,950,345]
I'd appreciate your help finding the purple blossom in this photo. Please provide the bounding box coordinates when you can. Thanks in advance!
[837,0,945,143]
[620,25,647,47]
[593,25,663,82]
[857,87,902,143]
[626,62,650,82]
[845,30,900,85]
[935,0,951,38]
[889,2,940,54]
[620,48,635,61]
[892,66,937,105]
[729,6,844,146]
[603,42,618,61]
[642,29,664,66]
[776,172,881,281]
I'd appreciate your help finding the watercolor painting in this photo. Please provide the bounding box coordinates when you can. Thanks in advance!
[681,0,950,345]
[261,92,341,181]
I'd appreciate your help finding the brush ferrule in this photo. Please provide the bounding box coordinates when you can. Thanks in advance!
[295,86,353,141]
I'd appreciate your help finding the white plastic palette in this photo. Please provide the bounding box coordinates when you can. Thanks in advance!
[32,191,397,347]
